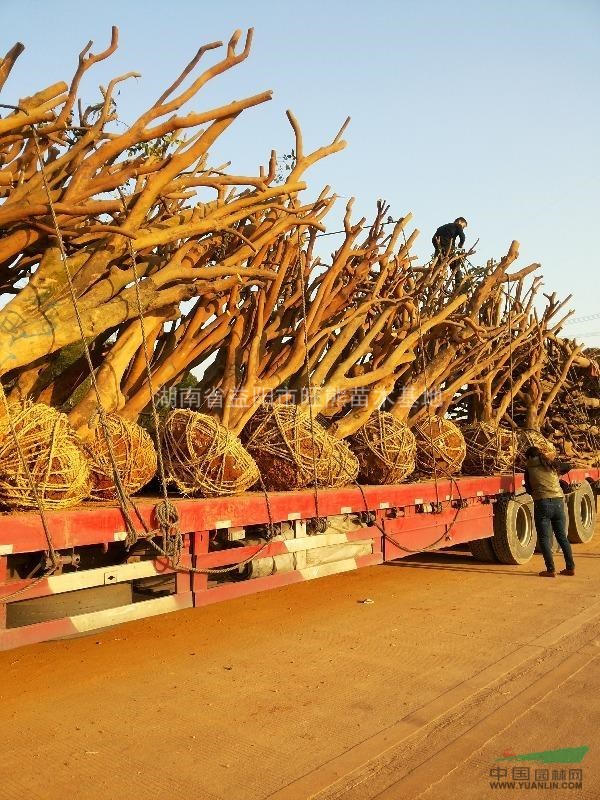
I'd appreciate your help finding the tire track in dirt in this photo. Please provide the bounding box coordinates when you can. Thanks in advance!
[268,601,600,800]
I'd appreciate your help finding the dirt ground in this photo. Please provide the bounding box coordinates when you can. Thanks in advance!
[2,525,600,800]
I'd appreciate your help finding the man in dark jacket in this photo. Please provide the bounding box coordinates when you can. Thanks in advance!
[432,217,467,258]
[432,217,468,290]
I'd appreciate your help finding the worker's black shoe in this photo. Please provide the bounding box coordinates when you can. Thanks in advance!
[560,568,575,576]
[538,570,556,578]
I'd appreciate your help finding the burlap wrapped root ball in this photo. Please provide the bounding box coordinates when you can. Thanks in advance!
[413,415,466,476]
[85,414,157,500]
[162,410,259,497]
[515,429,557,470]
[462,422,516,475]
[242,404,358,491]
[349,411,416,484]
[0,401,90,510]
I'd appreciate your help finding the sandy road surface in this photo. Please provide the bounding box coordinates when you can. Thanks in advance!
[2,530,600,800]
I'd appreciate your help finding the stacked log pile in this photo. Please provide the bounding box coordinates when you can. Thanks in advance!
[0,29,596,509]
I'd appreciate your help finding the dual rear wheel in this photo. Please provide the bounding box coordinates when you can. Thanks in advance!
[567,482,596,544]
[469,482,597,565]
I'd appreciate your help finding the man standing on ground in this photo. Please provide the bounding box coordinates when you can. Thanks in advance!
[523,445,576,578]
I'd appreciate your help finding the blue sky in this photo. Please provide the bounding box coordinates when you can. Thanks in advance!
[3,0,599,342]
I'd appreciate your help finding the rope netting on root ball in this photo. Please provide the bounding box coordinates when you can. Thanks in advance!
[349,411,416,484]
[462,422,515,475]
[413,415,466,476]
[161,410,259,497]
[242,403,358,491]
[319,435,359,488]
[515,429,557,470]
[84,415,157,500]
[0,401,90,510]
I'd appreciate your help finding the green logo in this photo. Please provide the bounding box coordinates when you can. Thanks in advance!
[497,746,589,764]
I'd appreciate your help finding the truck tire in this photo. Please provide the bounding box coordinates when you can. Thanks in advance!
[567,481,596,544]
[468,537,498,562]
[492,494,537,565]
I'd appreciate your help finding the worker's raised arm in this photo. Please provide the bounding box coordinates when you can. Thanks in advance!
[555,461,573,475]
[453,217,468,248]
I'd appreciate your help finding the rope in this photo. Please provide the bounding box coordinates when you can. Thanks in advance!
[162,409,259,497]
[256,473,277,540]
[0,116,62,579]
[139,462,279,575]
[404,229,441,508]
[0,572,54,604]
[29,125,142,545]
[6,127,491,594]
[505,278,518,492]
[315,217,403,239]
[462,422,514,475]
[141,473,278,576]
[354,478,464,554]
[350,411,415,484]
[144,533,273,576]
[117,188,177,557]
[294,218,322,526]
[0,387,59,575]
[15,128,279,587]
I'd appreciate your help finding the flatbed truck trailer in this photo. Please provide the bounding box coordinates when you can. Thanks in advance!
[0,468,598,651]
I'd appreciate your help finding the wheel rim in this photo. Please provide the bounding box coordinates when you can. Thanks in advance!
[516,505,532,546]
[580,492,594,530]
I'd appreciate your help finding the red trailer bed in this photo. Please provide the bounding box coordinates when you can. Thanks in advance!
[0,468,597,650]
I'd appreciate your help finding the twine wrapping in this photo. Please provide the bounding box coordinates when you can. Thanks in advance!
[318,435,359,489]
[0,401,90,510]
[515,429,557,470]
[242,403,358,491]
[413,415,466,476]
[462,422,515,475]
[349,411,416,484]
[85,414,157,500]
[162,409,259,497]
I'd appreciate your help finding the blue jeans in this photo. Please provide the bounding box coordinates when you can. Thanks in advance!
[534,497,575,572]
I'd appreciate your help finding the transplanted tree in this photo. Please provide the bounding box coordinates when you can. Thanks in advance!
[0,30,346,439]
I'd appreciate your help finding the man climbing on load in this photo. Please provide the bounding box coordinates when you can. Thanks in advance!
[432,217,468,289]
